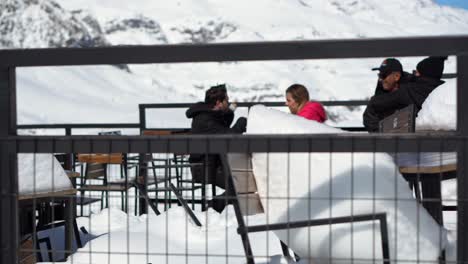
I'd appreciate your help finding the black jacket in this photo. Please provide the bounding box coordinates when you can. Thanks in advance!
[186,102,246,134]
[363,76,444,132]
[186,102,247,187]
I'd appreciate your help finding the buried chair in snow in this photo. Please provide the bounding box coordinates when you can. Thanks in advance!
[220,153,391,264]
[140,129,212,212]
[379,104,457,226]
[77,153,135,213]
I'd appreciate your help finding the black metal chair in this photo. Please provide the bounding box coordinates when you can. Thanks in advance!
[77,153,135,213]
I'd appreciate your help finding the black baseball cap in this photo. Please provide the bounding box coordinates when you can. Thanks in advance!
[372,58,403,78]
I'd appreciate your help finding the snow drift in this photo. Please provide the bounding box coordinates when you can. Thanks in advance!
[247,105,446,263]
[416,78,456,131]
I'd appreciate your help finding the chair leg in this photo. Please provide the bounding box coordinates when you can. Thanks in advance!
[134,187,138,216]
[100,191,104,210]
[73,219,83,248]
[421,174,443,225]
[212,182,217,198]
[125,189,129,213]
[121,191,124,211]
[201,183,207,212]
[106,191,109,208]
[191,177,196,210]
[80,195,84,216]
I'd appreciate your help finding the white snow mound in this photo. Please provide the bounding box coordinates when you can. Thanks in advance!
[247,105,447,264]
[416,78,456,131]
[18,153,73,195]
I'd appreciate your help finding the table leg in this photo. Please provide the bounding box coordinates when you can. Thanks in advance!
[64,197,73,258]
[420,174,443,225]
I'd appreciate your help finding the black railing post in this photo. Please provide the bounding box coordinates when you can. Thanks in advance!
[457,54,468,264]
[139,104,146,132]
[0,66,18,264]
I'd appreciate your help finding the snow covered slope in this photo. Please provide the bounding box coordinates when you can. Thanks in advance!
[2,0,468,125]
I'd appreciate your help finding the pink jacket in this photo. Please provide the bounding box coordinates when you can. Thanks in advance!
[297,101,327,123]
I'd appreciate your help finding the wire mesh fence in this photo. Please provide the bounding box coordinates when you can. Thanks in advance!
[2,133,465,264]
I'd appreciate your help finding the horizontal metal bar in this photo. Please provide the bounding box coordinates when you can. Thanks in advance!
[239,213,386,233]
[140,100,369,109]
[4,133,461,153]
[442,73,457,79]
[2,36,468,67]
[140,126,366,132]
[17,123,140,129]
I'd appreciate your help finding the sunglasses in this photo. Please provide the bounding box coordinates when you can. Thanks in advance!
[378,71,394,79]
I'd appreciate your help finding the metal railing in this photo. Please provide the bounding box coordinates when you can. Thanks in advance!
[1,35,468,264]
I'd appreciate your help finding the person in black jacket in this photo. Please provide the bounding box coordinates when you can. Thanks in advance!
[363,57,446,132]
[186,84,246,213]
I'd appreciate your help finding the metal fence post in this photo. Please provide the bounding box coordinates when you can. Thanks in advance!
[457,54,468,264]
[0,66,18,264]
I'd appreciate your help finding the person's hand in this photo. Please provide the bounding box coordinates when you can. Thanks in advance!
[229,101,238,111]
[235,117,247,133]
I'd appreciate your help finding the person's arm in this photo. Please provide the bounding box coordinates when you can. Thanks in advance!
[229,117,247,133]
[363,101,381,132]
[222,109,235,127]
[202,114,246,134]
[369,87,413,114]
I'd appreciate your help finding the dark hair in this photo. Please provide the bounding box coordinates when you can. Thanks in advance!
[205,84,227,106]
[286,84,310,105]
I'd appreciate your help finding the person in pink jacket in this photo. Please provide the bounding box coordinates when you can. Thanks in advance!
[285,84,327,123]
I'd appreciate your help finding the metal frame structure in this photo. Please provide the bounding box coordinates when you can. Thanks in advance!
[138,101,369,131]
[1,35,468,263]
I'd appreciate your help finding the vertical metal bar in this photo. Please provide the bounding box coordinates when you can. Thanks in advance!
[139,104,146,132]
[0,67,17,136]
[457,54,468,264]
[138,153,148,215]
[0,66,18,264]
[64,197,73,258]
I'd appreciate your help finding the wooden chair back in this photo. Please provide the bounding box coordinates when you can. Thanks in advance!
[77,153,123,164]
[378,104,416,133]
[225,153,264,216]
[77,154,124,180]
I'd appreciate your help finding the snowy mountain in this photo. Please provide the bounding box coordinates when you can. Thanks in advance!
[2,0,468,126]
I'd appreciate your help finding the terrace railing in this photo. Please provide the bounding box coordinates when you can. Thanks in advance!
[1,35,468,264]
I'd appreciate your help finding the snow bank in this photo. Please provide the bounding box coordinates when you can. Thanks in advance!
[18,154,73,195]
[56,207,285,264]
[247,105,446,264]
[416,78,456,131]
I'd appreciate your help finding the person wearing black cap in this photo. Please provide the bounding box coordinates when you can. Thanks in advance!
[371,58,405,95]
[363,57,446,132]
[364,58,409,131]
